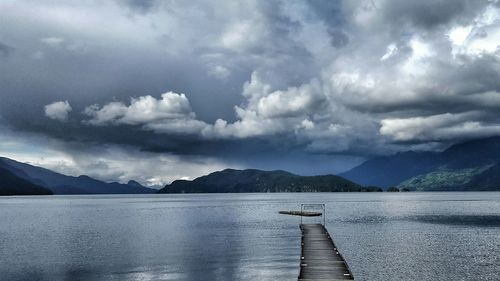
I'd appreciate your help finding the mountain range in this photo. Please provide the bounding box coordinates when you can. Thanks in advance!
[2,136,500,195]
[158,168,379,193]
[339,136,500,191]
[0,157,154,195]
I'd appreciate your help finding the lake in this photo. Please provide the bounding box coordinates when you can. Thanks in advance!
[0,192,499,281]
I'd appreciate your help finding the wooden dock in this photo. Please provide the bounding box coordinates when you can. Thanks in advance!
[299,224,354,281]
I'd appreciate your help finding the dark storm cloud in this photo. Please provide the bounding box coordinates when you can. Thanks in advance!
[327,28,350,48]
[307,0,345,26]
[0,41,14,57]
[122,0,158,13]
[381,0,491,30]
[307,1,350,48]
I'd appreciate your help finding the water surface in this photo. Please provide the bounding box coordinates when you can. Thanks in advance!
[1,192,499,281]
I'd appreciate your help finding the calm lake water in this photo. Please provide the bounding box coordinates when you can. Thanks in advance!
[1,193,499,281]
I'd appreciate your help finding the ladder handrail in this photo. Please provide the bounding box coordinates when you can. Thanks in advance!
[300,203,325,225]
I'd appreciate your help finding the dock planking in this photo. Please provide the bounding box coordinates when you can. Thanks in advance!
[298,224,354,281]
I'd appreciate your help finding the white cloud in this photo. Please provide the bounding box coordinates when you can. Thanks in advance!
[201,74,327,139]
[81,73,327,140]
[298,119,315,130]
[381,43,398,61]
[379,112,500,141]
[119,93,195,124]
[256,80,324,118]
[202,108,287,139]
[44,101,72,121]
[448,5,500,56]
[402,36,434,75]
[83,102,127,125]
[84,92,206,134]
[448,25,473,46]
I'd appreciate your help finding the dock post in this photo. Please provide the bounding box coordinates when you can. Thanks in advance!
[300,203,325,225]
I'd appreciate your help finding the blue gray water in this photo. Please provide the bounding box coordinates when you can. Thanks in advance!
[0,193,499,281]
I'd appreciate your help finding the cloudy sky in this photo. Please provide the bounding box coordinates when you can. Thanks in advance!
[1,0,500,186]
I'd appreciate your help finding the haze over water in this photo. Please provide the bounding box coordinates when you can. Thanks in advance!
[1,192,499,281]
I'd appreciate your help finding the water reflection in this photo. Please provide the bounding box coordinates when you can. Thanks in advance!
[412,215,500,227]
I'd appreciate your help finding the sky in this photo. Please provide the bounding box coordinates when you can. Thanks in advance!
[1,0,500,187]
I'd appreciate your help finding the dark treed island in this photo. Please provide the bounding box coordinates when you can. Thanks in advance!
[158,168,380,193]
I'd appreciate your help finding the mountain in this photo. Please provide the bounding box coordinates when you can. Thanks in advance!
[158,168,378,193]
[340,136,500,191]
[339,151,440,188]
[0,157,154,194]
[0,167,53,195]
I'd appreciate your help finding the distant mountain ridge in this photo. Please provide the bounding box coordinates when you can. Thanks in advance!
[0,157,154,194]
[340,136,500,191]
[5,137,499,195]
[158,168,379,193]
